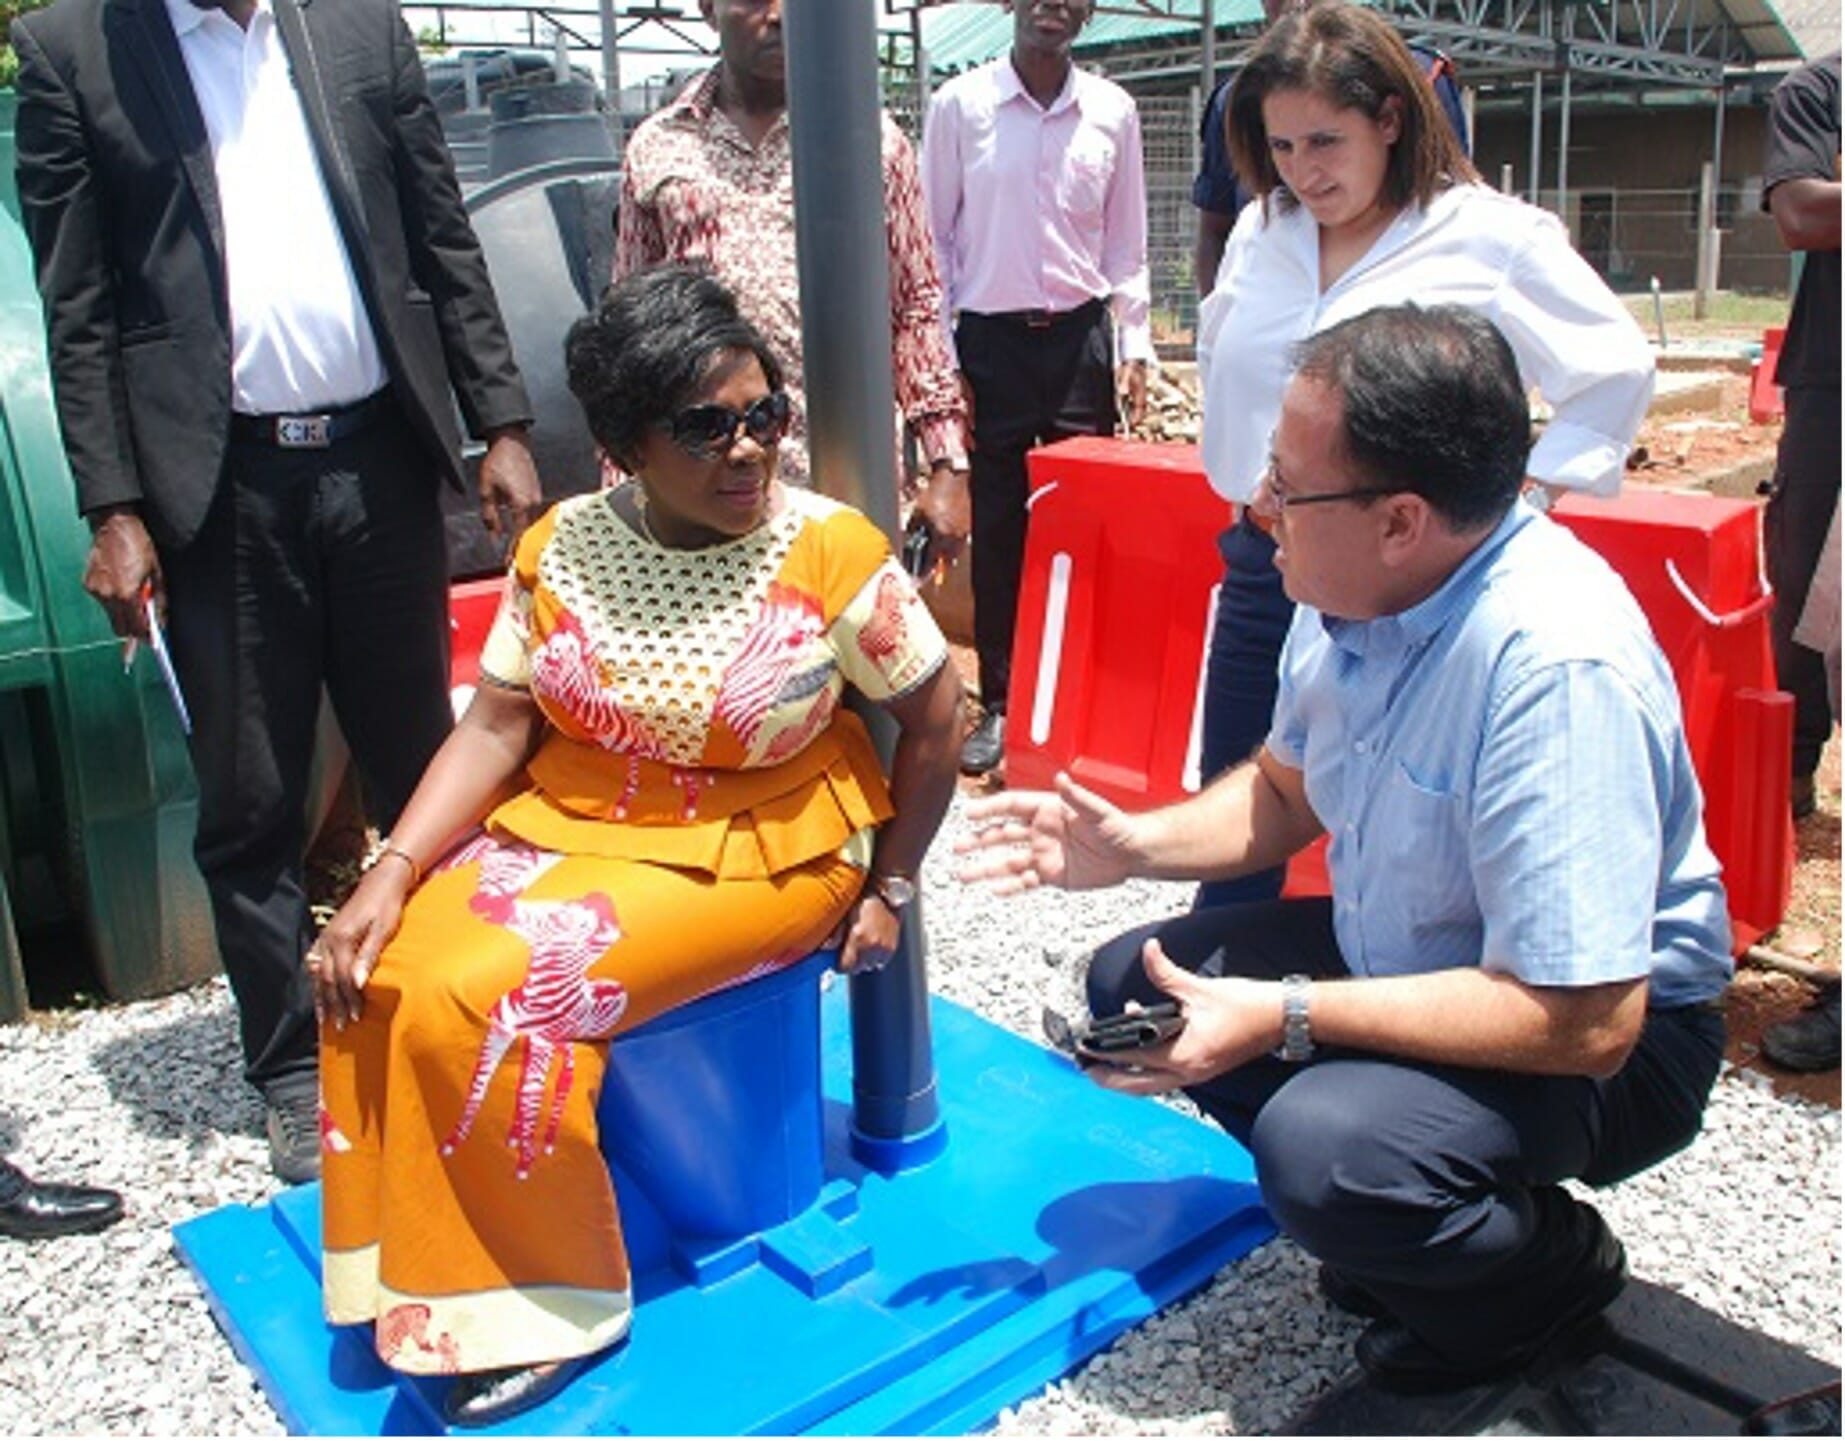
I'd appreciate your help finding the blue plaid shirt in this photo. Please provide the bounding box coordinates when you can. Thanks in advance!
[1268,503,1732,1008]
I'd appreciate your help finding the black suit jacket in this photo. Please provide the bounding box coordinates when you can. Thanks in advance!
[11,0,533,549]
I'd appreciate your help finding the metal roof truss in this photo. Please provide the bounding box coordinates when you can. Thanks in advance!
[882,0,1760,91]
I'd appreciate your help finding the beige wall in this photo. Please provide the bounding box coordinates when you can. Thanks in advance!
[1474,104,1795,293]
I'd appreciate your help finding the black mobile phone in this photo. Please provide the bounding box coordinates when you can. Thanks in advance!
[1042,1002,1185,1059]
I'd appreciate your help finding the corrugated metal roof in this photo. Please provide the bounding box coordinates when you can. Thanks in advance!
[1762,0,1841,60]
[921,1,1268,76]
[915,0,1824,77]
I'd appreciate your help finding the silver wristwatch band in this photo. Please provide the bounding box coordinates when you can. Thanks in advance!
[1277,973,1314,1063]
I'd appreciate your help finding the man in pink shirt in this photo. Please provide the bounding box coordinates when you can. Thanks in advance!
[616,0,970,539]
[922,0,1152,776]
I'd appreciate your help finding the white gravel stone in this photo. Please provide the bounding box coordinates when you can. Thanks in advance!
[0,793,1837,1434]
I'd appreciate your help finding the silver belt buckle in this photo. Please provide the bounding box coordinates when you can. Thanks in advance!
[276,414,332,448]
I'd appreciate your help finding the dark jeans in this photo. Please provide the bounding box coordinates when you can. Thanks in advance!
[1765,383,1841,780]
[1194,513,1294,909]
[1087,899,1725,1362]
[957,300,1118,711]
[161,404,453,1090]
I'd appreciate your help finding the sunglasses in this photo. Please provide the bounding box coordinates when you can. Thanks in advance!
[660,392,792,461]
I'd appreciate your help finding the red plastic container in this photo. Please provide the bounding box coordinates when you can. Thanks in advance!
[448,574,503,704]
[1005,438,1233,803]
[1553,490,1792,951]
[1003,438,1791,951]
[1748,325,1787,425]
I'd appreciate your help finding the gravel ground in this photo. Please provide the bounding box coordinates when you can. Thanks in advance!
[1,797,1838,1436]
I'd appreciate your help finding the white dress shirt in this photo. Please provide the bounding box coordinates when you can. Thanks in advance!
[165,0,388,414]
[1197,183,1654,503]
[921,57,1153,364]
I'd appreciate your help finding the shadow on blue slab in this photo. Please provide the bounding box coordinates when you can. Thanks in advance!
[174,989,1274,1435]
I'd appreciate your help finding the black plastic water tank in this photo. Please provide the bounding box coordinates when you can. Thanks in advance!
[485,82,615,181]
[443,159,622,578]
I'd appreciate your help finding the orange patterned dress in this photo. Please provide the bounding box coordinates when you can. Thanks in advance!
[320,486,948,1375]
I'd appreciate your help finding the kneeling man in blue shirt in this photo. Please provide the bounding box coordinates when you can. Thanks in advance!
[957,302,1733,1393]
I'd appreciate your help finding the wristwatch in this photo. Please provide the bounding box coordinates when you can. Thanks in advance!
[1276,974,1314,1064]
[872,874,917,914]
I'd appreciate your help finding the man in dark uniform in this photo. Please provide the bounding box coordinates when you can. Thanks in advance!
[1759,50,1840,1073]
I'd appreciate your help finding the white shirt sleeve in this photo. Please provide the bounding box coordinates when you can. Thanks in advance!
[1102,99,1154,363]
[1196,200,1281,501]
[1490,213,1655,496]
[920,89,964,366]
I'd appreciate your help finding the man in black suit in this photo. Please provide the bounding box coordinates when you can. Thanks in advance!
[12,0,540,1182]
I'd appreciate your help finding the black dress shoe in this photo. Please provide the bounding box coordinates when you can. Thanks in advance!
[444,1357,583,1428]
[1317,1263,1389,1319]
[960,709,1006,776]
[1762,980,1841,1073]
[1355,1231,1626,1394]
[0,1158,125,1241]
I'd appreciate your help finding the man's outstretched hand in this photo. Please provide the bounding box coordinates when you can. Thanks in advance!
[954,770,1143,895]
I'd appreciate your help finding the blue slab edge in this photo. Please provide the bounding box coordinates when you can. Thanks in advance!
[174,986,1274,1435]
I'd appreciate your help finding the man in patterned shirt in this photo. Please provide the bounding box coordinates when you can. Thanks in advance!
[615,0,970,540]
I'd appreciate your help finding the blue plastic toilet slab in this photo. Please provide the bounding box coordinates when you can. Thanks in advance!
[174,988,1274,1435]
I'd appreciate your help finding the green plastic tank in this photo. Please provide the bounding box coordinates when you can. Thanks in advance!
[0,89,218,1020]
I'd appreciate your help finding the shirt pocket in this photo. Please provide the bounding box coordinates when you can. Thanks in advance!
[1368,760,1475,951]
[1057,144,1113,217]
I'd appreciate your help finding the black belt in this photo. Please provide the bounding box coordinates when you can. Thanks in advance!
[1652,997,1727,1017]
[968,296,1107,330]
[229,388,395,449]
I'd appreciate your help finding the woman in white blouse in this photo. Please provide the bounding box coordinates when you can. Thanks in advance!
[1192,0,1653,909]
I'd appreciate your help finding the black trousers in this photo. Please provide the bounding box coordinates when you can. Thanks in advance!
[1087,899,1725,1364]
[160,404,453,1090]
[1765,383,1841,780]
[956,300,1118,710]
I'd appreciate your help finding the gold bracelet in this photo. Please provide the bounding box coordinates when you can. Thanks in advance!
[368,840,423,889]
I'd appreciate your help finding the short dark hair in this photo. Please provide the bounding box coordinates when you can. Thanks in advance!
[1227,0,1476,218]
[1292,304,1530,531]
[565,264,783,469]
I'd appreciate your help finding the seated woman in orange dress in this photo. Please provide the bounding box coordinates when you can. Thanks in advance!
[306,265,965,1428]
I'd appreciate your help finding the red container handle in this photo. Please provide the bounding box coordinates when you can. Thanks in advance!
[1664,558,1775,631]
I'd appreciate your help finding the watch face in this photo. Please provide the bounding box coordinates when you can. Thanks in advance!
[878,876,917,910]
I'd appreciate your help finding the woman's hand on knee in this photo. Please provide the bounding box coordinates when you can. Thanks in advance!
[309,871,408,1030]
[838,894,901,975]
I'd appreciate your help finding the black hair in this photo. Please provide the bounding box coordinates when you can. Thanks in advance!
[1292,304,1530,531]
[1227,0,1476,218]
[565,264,783,469]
